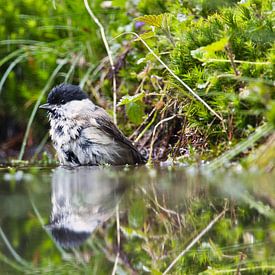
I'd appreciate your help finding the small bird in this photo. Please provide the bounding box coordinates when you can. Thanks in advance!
[39,83,146,166]
[46,166,126,248]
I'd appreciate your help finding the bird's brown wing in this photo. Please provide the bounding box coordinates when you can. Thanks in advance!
[79,105,146,164]
[85,105,145,164]
[94,115,146,164]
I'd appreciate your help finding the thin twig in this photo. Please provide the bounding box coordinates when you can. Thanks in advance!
[113,32,223,121]
[163,208,227,275]
[84,0,117,124]
[225,44,240,76]
[133,108,157,142]
[148,115,176,163]
[112,205,121,275]
[149,182,180,217]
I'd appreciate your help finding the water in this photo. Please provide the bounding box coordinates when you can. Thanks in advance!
[0,165,274,274]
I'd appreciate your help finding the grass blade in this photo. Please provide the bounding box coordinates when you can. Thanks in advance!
[0,53,28,94]
[206,123,273,170]
[0,48,25,67]
[18,59,67,160]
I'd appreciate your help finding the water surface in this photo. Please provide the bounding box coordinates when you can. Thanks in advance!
[0,165,274,274]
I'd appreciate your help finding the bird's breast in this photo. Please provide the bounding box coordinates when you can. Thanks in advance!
[50,118,82,146]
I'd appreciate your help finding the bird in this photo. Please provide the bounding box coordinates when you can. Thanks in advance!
[46,166,126,248]
[39,83,146,166]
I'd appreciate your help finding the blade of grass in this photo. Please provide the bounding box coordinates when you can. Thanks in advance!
[0,48,25,67]
[148,115,177,163]
[206,123,273,170]
[0,53,28,94]
[64,52,82,83]
[31,133,49,161]
[79,56,109,90]
[79,65,95,89]
[111,205,120,275]
[208,265,275,274]
[0,39,41,46]
[205,58,271,65]
[18,59,67,160]
[37,25,78,32]
[0,251,26,272]
[134,108,158,142]
[84,0,117,124]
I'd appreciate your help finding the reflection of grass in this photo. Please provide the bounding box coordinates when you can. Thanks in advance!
[0,251,25,272]
[0,226,29,268]
[204,264,275,274]
[163,207,227,274]
[29,197,71,259]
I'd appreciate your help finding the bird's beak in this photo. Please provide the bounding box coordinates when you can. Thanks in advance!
[39,103,54,111]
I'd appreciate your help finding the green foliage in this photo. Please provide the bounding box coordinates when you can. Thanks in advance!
[267,101,275,127]
[135,14,165,28]
[125,101,145,125]
[118,92,145,106]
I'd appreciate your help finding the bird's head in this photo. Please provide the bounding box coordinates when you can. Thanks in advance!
[39,83,88,113]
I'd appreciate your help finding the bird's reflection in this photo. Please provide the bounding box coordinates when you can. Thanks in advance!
[46,166,127,249]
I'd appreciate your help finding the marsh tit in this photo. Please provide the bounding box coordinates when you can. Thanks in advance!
[46,166,126,248]
[39,83,146,166]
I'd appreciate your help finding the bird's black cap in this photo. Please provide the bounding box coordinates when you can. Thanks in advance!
[46,225,91,249]
[47,83,88,105]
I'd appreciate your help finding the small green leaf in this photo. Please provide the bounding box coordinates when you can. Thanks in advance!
[126,102,145,125]
[135,14,164,28]
[134,31,155,41]
[191,37,229,62]
[117,92,145,106]
[120,226,147,240]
